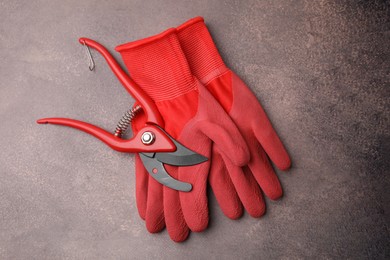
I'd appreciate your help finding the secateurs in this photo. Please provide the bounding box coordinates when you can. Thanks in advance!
[37,38,207,192]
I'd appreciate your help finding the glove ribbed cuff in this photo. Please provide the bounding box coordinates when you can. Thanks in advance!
[115,28,196,102]
[177,17,228,84]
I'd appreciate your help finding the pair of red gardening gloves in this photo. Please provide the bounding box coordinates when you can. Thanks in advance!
[115,17,291,242]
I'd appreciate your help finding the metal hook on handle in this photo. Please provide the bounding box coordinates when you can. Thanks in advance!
[82,40,95,71]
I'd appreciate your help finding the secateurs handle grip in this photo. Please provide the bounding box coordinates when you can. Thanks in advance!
[37,118,175,153]
[79,37,164,127]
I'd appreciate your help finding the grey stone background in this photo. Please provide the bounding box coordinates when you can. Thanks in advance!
[0,0,389,259]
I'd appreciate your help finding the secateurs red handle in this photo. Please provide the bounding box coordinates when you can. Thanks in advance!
[37,118,175,153]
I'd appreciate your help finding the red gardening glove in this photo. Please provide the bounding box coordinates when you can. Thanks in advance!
[115,29,250,242]
[174,17,291,219]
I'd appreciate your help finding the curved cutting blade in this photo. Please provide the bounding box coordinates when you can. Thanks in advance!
[151,128,208,166]
[139,153,192,192]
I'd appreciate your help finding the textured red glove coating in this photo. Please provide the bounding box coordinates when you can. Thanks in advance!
[176,17,291,219]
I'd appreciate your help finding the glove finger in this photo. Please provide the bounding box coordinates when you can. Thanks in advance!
[145,177,165,233]
[135,154,148,220]
[240,166,266,217]
[178,160,209,232]
[208,148,243,220]
[170,130,210,232]
[249,142,283,200]
[251,111,291,171]
[227,72,291,170]
[173,127,211,232]
[221,148,266,218]
[164,165,190,242]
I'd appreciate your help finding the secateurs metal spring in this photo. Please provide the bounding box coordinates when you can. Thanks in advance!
[114,105,142,138]
[37,38,207,192]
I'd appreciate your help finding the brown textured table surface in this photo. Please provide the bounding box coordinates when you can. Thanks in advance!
[1,0,389,259]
